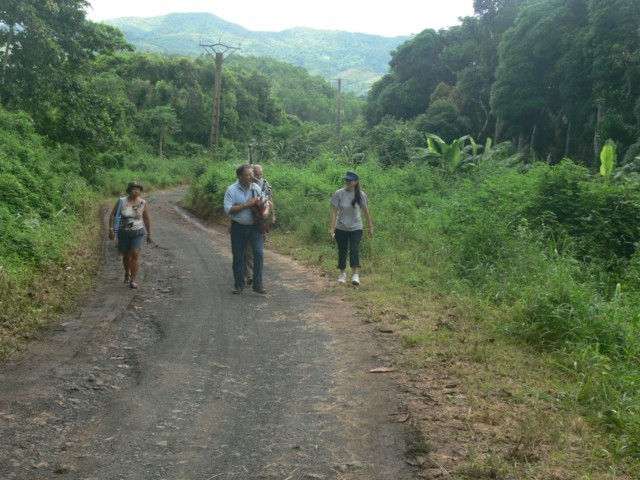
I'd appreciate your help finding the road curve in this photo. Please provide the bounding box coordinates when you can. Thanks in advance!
[0,191,415,479]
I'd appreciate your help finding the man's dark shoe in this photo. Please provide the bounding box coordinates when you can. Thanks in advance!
[252,286,267,294]
[232,287,243,294]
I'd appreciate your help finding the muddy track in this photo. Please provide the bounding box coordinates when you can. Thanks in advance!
[0,191,417,480]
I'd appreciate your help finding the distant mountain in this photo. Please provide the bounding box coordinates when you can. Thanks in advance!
[103,12,409,96]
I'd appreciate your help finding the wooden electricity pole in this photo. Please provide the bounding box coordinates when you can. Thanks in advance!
[200,42,238,160]
[335,78,342,135]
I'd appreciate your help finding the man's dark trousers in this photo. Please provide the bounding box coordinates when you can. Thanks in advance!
[230,221,263,289]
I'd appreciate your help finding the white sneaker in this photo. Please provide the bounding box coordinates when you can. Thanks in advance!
[338,272,347,284]
[351,273,360,285]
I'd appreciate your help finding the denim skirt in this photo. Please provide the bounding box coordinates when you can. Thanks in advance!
[117,229,145,253]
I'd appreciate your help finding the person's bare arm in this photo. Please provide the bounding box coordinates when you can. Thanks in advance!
[363,207,374,237]
[329,205,338,237]
[228,197,258,214]
[143,205,152,243]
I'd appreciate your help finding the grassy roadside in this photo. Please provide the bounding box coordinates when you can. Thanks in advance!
[268,232,637,479]
[185,157,640,478]
[0,204,103,360]
[0,152,201,361]
[0,106,202,360]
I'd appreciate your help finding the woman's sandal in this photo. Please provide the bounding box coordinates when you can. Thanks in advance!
[129,281,138,289]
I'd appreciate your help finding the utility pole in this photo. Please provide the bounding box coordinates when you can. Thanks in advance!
[335,78,342,136]
[200,42,238,160]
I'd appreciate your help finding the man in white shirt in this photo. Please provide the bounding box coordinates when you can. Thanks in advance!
[223,165,266,294]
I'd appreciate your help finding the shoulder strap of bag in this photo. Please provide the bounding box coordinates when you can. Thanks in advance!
[114,197,126,231]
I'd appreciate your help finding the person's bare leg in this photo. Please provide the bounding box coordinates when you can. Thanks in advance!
[129,249,141,287]
[123,252,131,282]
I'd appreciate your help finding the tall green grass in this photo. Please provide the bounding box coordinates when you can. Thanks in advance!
[185,155,640,458]
[95,154,203,196]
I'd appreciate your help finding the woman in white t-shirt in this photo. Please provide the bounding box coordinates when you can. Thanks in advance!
[108,181,152,289]
[328,171,374,285]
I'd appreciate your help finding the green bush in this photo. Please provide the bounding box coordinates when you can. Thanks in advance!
[368,117,424,168]
[0,109,89,271]
[525,160,640,271]
[182,163,232,220]
[97,151,126,169]
[94,153,199,196]
[414,99,472,143]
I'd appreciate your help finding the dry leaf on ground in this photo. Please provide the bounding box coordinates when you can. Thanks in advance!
[369,367,396,373]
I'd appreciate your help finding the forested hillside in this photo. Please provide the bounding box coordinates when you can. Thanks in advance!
[0,2,363,168]
[103,12,409,96]
[367,0,640,166]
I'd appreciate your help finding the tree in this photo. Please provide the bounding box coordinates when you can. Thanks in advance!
[0,0,130,144]
[368,117,423,168]
[587,0,640,161]
[366,29,454,125]
[491,0,586,156]
[143,106,180,158]
[173,86,208,145]
[414,99,472,143]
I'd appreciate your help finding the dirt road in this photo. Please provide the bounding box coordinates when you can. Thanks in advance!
[0,191,417,479]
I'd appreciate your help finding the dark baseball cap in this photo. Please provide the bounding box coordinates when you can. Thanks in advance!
[344,171,359,181]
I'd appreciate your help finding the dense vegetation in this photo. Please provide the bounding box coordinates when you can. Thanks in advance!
[183,1,640,465]
[104,12,409,96]
[367,0,640,166]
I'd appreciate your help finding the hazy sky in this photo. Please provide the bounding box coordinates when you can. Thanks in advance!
[84,0,476,37]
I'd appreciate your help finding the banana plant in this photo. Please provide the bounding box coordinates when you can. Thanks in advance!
[484,137,493,157]
[469,136,479,158]
[414,133,476,173]
[613,154,640,182]
[599,139,616,180]
[465,137,494,159]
